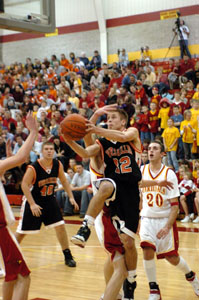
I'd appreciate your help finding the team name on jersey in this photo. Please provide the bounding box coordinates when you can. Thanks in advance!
[38,177,57,187]
[142,186,166,194]
[105,144,133,158]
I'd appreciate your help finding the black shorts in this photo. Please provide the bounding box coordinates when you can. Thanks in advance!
[17,197,64,233]
[109,181,140,238]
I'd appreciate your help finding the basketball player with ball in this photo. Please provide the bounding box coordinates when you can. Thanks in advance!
[61,106,173,300]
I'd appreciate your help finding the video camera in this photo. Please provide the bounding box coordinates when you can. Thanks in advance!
[175,11,181,31]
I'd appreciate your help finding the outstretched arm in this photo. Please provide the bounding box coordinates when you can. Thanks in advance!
[62,135,100,158]
[87,124,139,143]
[0,112,37,175]
[139,179,174,190]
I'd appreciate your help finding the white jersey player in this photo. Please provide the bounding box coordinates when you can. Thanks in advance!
[139,141,199,300]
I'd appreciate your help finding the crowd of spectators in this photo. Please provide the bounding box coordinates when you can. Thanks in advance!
[1,47,199,219]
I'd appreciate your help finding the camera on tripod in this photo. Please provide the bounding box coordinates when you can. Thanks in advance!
[174,12,181,32]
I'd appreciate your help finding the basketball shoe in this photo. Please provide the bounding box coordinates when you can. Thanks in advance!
[64,249,76,267]
[186,272,199,296]
[71,220,91,248]
[123,279,136,299]
[148,282,162,300]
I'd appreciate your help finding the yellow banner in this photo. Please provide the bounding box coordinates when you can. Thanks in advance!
[45,28,58,37]
[160,10,179,20]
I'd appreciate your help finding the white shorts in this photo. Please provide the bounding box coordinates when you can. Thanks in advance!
[139,217,179,259]
[92,178,116,205]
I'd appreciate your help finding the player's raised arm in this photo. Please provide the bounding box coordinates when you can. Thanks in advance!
[86,123,139,143]
[0,112,37,175]
[62,135,100,158]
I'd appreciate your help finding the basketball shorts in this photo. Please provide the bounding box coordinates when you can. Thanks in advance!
[0,226,30,282]
[140,217,179,259]
[17,196,65,233]
[114,182,140,239]
[92,177,116,204]
[95,209,125,260]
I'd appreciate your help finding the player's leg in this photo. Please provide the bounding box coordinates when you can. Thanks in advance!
[11,274,30,300]
[71,180,114,247]
[2,280,15,300]
[120,234,137,300]
[103,253,127,300]
[15,233,26,244]
[54,224,76,267]
[180,195,190,222]
[143,247,161,300]
[166,255,199,296]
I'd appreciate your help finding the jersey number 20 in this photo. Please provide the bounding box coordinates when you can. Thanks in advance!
[147,193,163,207]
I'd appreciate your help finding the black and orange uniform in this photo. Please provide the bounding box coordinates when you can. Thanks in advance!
[97,138,142,236]
[18,159,64,233]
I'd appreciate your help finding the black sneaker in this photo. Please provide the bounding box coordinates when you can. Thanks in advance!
[123,279,136,300]
[64,250,76,267]
[70,222,91,248]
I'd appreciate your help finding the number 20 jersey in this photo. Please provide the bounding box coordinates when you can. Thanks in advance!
[140,164,180,218]
[96,138,142,185]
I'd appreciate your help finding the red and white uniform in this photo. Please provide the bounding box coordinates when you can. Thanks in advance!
[0,181,30,281]
[140,164,180,259]
[178,179,195,196]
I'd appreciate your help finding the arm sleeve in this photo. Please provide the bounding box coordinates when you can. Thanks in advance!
[166,169,180,199]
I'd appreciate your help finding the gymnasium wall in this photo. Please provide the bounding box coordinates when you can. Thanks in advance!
[0,0,199,65]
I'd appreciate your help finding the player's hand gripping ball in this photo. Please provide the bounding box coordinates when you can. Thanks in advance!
[60,114,87,141]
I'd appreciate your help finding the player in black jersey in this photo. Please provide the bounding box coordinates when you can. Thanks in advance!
[15,141,78,267]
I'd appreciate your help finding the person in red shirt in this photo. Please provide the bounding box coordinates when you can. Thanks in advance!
[185,80,195,108]
[169,91,186,116]
[108,69,123,89]
[135,80,148,106]
[2,110,17,130]
[179,55,194,78]
[151,87,161,106]
[148,102,159,141]
[137,105,150,143]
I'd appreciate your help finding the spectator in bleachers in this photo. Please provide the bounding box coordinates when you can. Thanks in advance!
[89,50,101,69]
[180,55,194,80]
[63,162,91,218]
[170,91,186,115]
[158,98,170,133]
[135,80,148,106]
[192,84,199,100]
[190,99,199,123]
[141,150,149,166]
[162,118,180,171]
[155,67,169,94]
[79,52,89,67]
[185,80,195,107]
[151,87,161,106]
[138,105,150,143]
[148,102,159,141]
[193,61,199,87]
[118,48,129,67]
[2,110,17,130]
[143,58,154,72]
[180,110,197,160]
[90,69,103,89]
[179,171,195,223]
[170,105,184,159]
[144,67,156,95]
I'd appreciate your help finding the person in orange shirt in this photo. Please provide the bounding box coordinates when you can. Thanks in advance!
[60,53,71,70]
[162,118,180,171]
[49,84,57,100]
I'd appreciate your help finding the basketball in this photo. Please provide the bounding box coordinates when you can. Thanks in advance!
[60,114,87,141]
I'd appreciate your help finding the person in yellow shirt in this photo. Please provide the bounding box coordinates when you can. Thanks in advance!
[180,110,197,159]
[158,98,170,133]
[162,118,180,171]
[190,99,199,123]
[192,84,199,100]
[68,90,80,109]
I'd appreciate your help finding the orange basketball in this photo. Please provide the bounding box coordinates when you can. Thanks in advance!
[60,114,87,141]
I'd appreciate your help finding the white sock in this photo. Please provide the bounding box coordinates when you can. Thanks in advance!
[176,256,191,274]
[84,215,95,227]
[143,259,157,283]
[127,270,136,283]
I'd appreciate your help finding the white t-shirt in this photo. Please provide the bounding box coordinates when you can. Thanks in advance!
[140,164,180,218]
